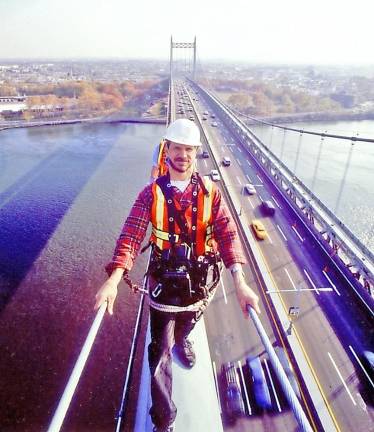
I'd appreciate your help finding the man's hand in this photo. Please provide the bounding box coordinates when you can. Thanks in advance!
[235,279,261,316]
[94,279,118,315]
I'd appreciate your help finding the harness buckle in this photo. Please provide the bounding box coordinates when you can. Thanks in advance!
[152,283,163,298]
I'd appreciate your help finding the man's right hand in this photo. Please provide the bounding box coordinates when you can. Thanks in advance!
[94,279,118,315]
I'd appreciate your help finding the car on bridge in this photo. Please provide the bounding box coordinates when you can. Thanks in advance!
[247,356,272,410]
[261,200,276,216]
[221,362,246,422]
[359,350,374,405]
[243,183,256,195]
[251,219,267,240]
[222,156,231,166]
[210,169,221,181]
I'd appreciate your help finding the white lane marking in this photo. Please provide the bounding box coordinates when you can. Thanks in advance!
[236,176,242,185]
[349,345,374,390]
[237,159,242,166]
[245,174,252,182]
[264,358,282,413]
[272,196,282,209]
[248,198,254,209]
[203,160,208,168]
[267,232,273,244]
[238,147,242,153]
[292,225,304,242]
[277,224,287,241]
[256,174,263,183]
[212,361,223,414]
[238,360,252,415]
[221,279,228,304]
[322,270,341,296]
[328,352,357,406]
[246,159,252,167]
[285,268,297,290]
[303,269,320,295]
[356,392,367,412]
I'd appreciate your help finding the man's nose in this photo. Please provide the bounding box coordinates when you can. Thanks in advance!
[178,149,188,158]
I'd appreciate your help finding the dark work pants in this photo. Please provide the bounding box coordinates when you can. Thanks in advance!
[148,307,203,429]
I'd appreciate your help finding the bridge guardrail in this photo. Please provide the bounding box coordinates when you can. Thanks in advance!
[189,80,373,299]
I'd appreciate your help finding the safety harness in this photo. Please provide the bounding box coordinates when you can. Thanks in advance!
[147,172,222,312]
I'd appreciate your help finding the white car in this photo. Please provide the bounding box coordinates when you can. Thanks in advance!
[243,183,256,195]
[212,122,218,127]
[210,169,221,181]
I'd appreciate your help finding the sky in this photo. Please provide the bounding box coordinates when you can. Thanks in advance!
[0,0,373,65]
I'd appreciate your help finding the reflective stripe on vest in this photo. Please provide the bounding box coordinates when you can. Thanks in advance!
[150,176,215,255]
[157,140,168,177]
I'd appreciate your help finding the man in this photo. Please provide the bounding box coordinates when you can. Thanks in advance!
[95,118,260,432]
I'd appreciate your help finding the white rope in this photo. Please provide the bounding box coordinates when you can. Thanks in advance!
[149,287,217,313]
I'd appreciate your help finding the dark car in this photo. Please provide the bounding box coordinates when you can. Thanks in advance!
[202,150,209,158]
[222,156,231,166]
[221,362,245,420]
[247,356,272,410]
[359,350,374,404]
[261,200,276,216]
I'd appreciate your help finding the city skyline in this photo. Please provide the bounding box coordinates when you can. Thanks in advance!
[0,0,373,65]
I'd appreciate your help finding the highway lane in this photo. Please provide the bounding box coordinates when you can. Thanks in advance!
[203,106,374,431]
[174,80,374,431]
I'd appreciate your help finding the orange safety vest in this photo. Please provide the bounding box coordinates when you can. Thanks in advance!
[150,174,216,256]
[157,140,169,177]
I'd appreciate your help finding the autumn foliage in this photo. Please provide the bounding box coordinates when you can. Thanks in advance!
[0,79,162,119]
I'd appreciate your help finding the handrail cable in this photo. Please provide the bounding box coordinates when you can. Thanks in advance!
[247,306,314,432]
[47,302,107,432]
[226,103,374,143]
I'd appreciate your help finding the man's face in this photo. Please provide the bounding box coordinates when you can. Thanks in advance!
[166,141,198,173]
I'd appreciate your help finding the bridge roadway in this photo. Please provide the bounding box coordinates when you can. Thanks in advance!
[173,80,374,431]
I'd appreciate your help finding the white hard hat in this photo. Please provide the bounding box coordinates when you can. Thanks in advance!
[164,118,202,147]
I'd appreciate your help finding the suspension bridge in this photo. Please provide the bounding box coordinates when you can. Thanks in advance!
[1,37,373,432]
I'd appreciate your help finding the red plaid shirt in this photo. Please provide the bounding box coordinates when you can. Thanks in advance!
[106,178,246,274]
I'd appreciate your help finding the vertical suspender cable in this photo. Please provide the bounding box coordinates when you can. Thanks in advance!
[293,130,304,176]
[334,139,355,214]
[47,302,107,432]
[247,306,314,432]
[310,133,325,192]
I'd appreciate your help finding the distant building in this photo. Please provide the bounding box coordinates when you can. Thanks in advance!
[0,96,27,113]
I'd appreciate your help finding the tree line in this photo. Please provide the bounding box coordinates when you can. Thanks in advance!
[200,78,342,116]
[0,80,163,119]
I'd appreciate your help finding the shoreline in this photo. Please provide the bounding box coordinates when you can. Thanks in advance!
[0,116,166,131]
[255,110,374,125]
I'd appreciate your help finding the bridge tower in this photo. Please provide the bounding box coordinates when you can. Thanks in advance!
[169,36,197,80]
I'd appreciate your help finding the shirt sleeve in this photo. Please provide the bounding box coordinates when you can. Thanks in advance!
[211,187,246,268]
[105,185,153,275]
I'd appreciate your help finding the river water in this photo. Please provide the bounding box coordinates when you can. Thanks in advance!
[0,122,163,431]
[250,119,374,253]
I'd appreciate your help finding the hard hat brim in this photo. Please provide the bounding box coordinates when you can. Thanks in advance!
[164,138,202,147]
